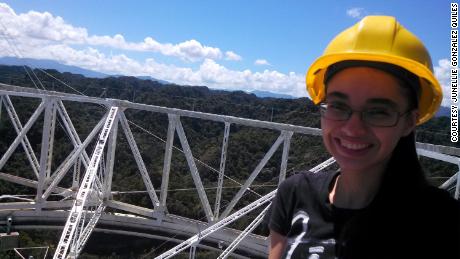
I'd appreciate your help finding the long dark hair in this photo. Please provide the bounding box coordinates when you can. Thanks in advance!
[380,131,428,197]
[379,67,429,197]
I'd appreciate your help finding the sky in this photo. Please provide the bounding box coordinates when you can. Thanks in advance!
[0,0,454,104]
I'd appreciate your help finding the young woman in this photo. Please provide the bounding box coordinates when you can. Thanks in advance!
[268,16,460,259]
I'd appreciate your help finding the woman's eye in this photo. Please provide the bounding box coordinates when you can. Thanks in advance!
[367,108,392,116]
[329,104,349,112]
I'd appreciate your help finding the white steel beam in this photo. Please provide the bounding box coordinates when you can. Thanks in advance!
[53,106,118,259]
[174,116,214,222]
[105,200,155,218]
[37,98,56,203]
[0,83,109,106]
[124,100,322,136]
[3,95,41,178]
[92,167,104,194]
[214,122,230,221]
[119,111,160,209]
[42,114,107,200]
[0,100,46,171]
[440,172,458,190]
[56,101,90,190]
[72,157,81,188]
[154,189,276,259]
[0,95,2,122]
[0,172,70,195]
[159,114,177,210]
[416,148,460,165]
[416,142,460,157]
[278,131,293,183]
[189,245,196,259]
[103,112,119,200]
[310,157,336,173]
[456,163,460,199]
[217,204,270,259]
[56,100,90,168]
[0,200,74,210]
[221,132,285,218]
[47,99,57,178]
[75,203,106,255]
[416,148,460,198]
[44,149,78,198]
[0,84,323,136]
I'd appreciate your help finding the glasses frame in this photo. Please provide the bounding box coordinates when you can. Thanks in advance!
[319,103,412,127]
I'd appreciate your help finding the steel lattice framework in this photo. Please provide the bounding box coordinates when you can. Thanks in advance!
[0,83,459,258]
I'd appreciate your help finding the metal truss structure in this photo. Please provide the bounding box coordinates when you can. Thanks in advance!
[0,83,459,258]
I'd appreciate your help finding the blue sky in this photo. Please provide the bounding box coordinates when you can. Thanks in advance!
[0,1,453,102]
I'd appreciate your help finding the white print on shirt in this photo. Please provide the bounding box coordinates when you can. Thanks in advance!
[286,210,310,259]
[285,210,333,259]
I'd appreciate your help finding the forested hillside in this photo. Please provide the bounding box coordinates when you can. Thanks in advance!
[0,65,457,258]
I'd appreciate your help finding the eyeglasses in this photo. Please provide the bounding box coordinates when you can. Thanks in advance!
[319,103,411,127]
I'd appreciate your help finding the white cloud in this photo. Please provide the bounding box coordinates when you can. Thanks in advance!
[225,51,242,61]
[196,59,304,97]
[0,3,238,62]
[172,39,222,61]
[0,37,307,97]
[255,59,270,66]
[0,3,307,98]
[0,3,88,44]
[434,58,451,107]
[346,7,365,19]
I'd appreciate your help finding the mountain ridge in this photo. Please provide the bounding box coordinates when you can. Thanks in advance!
[0,56,298,99]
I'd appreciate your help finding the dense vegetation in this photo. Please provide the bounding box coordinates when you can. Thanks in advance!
[0,65,457,258]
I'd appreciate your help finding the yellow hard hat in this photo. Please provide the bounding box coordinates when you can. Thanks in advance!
[306,15,442,125]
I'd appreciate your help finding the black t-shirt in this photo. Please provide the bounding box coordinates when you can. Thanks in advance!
[268,170,460,259]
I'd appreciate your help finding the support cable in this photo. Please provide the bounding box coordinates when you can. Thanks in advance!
[0,22,43,90]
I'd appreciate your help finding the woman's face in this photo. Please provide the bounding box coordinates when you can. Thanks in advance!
[321,67,417,175]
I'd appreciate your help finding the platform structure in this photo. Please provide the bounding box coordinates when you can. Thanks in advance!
[0,83,458,258]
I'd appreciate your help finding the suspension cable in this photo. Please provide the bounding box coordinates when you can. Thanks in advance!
[0,26,41,90]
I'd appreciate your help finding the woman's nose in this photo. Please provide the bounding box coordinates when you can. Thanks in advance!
[341,112,368,136]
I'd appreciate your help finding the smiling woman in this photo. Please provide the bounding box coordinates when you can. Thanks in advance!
[321,66,417,177]
[268,15,460,259]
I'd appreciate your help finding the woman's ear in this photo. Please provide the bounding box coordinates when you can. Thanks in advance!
[402,110,418,136]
